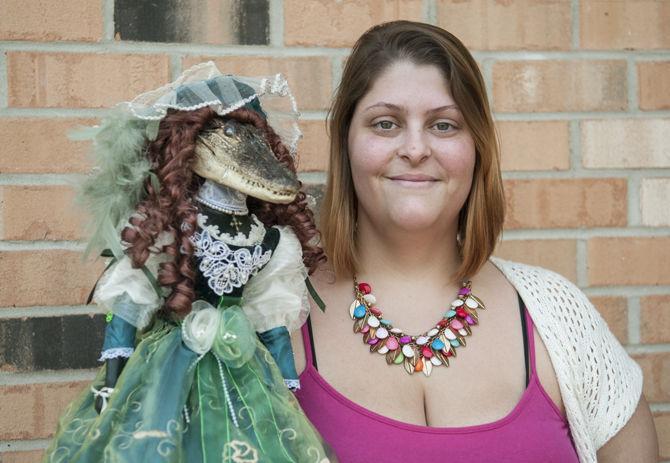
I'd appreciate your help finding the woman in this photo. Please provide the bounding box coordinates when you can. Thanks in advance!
[292,21,658,462]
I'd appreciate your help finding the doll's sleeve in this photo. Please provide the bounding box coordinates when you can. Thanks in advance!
[241,226,309,333]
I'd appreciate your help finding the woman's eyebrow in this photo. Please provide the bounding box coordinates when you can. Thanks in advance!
[362,102,459,114]
[363,102,402,112]
[426,104,459,115]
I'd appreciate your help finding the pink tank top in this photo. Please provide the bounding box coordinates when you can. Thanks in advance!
[295,305,579,462]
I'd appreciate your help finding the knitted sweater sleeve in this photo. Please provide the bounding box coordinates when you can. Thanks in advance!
[492,258,643,463]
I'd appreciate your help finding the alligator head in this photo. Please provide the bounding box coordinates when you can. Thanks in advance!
[193,118,299,204]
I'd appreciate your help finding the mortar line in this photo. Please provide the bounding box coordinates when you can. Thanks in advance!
[424,0,438,24]
[492,110,670,121]
[576,239,588,287]
[102,0,115,42]
[331,55,344,100]
[0,439,51,452]
[650,403,670,413]
[0,107,668,120]
[627,56,639,111]
[482,58,494,108]
[583,286,670,297]
[628,296,641,345]
[501,227,670,239]
[570,0,580,50]
[0,51,7,108]
[625,344,670,354]
[0,41,352,56]
[169,54,182,80]
[269,0,285,47]
[0,174,87,185]
[627,175,642,226]
[0,305,98,319]
[0,370,97,385]
[0,108,111,117]
[501,169,670,180]
[569,119,581,172]
[298,171,327,184]
[0,241,86,251]
[1,39,668,59]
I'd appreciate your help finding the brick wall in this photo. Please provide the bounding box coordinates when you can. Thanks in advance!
[0,0,668,461]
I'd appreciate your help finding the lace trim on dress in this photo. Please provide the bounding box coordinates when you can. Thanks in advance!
[191,227,272,296]
[196,213,266,247]
[98,347,135,362]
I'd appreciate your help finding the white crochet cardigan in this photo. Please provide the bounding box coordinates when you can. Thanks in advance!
[491,258,643,463]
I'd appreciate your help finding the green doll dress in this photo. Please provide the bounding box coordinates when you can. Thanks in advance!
[44,222,335,463]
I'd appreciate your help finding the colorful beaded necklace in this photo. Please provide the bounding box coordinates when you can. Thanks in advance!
[349,279,486,377]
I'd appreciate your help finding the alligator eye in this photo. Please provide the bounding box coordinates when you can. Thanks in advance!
[223,124,236,137]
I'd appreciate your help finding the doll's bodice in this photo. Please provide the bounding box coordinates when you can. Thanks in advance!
[192,205,280,305]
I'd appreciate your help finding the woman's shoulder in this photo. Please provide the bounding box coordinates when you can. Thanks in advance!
[492,257,643,454]
[489,257,588,312]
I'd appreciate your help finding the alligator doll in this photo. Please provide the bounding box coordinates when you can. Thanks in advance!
[43,62,335,463]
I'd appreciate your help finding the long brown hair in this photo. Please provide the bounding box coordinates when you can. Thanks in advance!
[122,106,324,316]
[321,20,505,281]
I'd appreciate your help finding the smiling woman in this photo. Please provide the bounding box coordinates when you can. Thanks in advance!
[292,20,658,463]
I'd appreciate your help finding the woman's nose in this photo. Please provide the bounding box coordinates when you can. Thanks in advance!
[398,128,431,164]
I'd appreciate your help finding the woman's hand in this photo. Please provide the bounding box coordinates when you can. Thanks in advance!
[596,394,658,462]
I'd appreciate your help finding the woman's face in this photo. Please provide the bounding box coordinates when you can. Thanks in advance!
[347,60,476,235]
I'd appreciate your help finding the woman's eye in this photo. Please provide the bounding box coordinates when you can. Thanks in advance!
[374,120,396,130]
[433,121,454,132]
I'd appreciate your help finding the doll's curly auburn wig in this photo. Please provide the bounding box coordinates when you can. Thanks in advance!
[121,106,324,316]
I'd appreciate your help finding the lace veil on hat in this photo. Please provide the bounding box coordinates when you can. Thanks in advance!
[123,61,302,155]
[77,61,302,259]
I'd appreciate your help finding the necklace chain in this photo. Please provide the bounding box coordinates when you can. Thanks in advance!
[350,278,486,377]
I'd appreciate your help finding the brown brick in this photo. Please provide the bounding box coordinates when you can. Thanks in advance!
[504,178,627,229]
[0,0,102,41]
[655,412,670,460]
[183,56,332,111]
[640,295,670,344]
[298,119,329,172]
[8,53,169,108]
[494,239,577,282]
[497,121,570,171]
[581,119,670,169]
[0,251,103,307]
[284,0,423,47]
[581,1,670,50]
[492,61,627,112]
[1,450,45,463]
[590,296,628,344]
[587,237,670,286]
[0,118,95,174]
[638,62,670,110]
[632,353,670,403]
[436,0,571,51]
[641,178,670,227]
[0,186,86,241]
[0,381,86,440]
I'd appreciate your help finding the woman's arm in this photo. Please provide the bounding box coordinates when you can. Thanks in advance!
[596,394,658,462]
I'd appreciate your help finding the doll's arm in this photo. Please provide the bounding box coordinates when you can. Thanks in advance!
[257,326,300,390]
[92,255,164,412]
[95,309,136,413]
[242,227,309,390]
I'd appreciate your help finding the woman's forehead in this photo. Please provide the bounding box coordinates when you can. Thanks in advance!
[357,60,455,112]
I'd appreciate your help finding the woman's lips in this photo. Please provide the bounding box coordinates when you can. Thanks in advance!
[386,174,439,187]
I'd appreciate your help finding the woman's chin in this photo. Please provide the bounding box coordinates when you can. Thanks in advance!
[386,209,449,233]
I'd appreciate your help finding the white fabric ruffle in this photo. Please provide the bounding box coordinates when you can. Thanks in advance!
[241,226,308,333]
[93,232,173,329]
[181,300,221,355]
[98,347,135,362]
